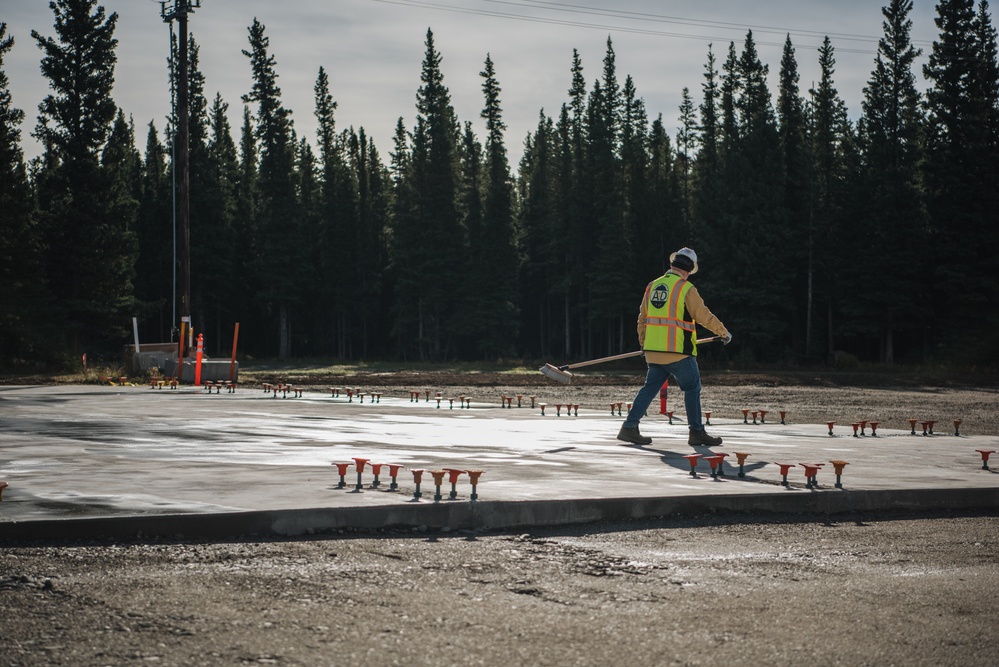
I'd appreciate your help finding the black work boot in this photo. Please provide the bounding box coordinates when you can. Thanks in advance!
[617,425,652,445]
[688,429,723,446]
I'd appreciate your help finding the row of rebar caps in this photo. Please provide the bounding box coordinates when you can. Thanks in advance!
[823,419,963,437]
[202,380,237,394]
[331,458,484,502]
[260,382,303,398]
[681,453,850,489]
[739,409,789,425]
[411,391,473,409]
[331,387,382,403]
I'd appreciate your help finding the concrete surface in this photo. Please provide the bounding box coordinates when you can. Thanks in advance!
[1,384,996,541]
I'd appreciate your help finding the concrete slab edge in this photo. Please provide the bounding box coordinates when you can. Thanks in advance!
[2,487,997,543]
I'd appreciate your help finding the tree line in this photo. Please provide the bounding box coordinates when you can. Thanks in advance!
[1,0,997,370]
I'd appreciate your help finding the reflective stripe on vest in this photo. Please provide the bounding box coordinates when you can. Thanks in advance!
[643,273,697,355]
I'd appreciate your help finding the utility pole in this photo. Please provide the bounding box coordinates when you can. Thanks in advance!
[160,1,201,348]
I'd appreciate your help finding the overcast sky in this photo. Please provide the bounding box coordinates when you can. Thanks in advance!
[4,1,952,166]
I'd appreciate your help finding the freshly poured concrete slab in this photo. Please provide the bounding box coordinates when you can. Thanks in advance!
[0,384,996,538]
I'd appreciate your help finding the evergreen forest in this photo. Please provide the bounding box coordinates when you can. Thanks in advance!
[1,0,997,370]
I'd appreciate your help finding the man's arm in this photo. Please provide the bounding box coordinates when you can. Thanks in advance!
[685,285,730,339]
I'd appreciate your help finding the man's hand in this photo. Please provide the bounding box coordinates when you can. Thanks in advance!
[722,332,733,345]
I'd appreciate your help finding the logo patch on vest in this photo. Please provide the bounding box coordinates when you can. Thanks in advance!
[650,283,669,309]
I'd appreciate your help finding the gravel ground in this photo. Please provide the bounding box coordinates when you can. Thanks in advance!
[2,511,997,667]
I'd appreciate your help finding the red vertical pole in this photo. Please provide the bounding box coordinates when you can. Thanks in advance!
[659,379,669,415]
[194,333,204,386]
[229,322,240,382]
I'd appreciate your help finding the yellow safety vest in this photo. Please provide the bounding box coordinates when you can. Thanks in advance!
[643,272,697,355]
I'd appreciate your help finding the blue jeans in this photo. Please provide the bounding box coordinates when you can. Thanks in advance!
[623,356,704,431]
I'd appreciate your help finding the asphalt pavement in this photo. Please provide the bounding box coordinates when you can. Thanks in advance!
[1,383,997,541]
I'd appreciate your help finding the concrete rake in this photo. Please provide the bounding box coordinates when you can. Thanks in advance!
[539,337,720,384]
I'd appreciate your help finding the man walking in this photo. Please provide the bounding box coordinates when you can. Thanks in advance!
[617,247,731,447]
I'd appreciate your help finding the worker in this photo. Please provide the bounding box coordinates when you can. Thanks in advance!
[617,247,732,446]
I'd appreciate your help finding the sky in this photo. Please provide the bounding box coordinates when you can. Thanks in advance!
[3,0,953,167]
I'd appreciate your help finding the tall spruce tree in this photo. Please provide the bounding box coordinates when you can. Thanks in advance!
[648,114,678,274]
[564,48,591,358]
[456,54,520,358]
[710,32,787,358]
[971,0,999,364]
[455,120,483,354]
[32,0,136,356]
[676,87,697,241]
[313,66,357,358]
[807,37,851,359]
[294,135,321,355]
[588,38,631,353]
[777,34,810,355]
[387,116,418,358]
[693,45,722,257]
[0,23,49,364]
[200,94,240,353]
[351,129,389,357]
[134,121,172,342]
[403,28,463,360]
[923,0,999,361]
[620,76,654,282]
[181,36,227,349]
[242,18,299,358]
[856,0,926,363]
[100,109,141,338]
[517,110,559,357]
[232,105,260,354]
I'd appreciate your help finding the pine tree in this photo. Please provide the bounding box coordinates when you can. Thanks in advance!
[777,34,810,355]
[100,109,141,338]
[387,116,418,358]
[351,129,389,357]
[232,106,259,354]
[404,28,463,360]
[201,94,240,353]
[923,0,999,361]
[855,0,926,363]
[588,38,630,353]
[294,135,321,354]
[517,110,559,357]
[710,32,788,359]
[32,0,136,355]
[456,120,484,354]
[971,1,999,363]
[620,76,653,279]
[648,114,678,273]
[720,42,741,148]
[134,121,172,342]
[469,53,519,358]
[807,37,851,359]
[0,23,49,365]
[676,87,697,240]
[313,66,357,358]
[242,18,299,358]
[563,49,591,358]
[693,45,722,258]
[173,35,228,349]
